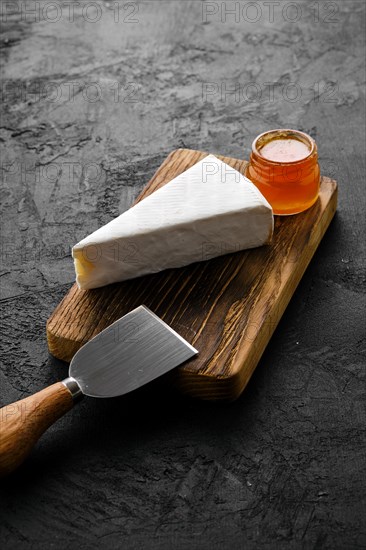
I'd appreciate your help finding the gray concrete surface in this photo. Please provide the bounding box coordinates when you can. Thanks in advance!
[0,1,365,549]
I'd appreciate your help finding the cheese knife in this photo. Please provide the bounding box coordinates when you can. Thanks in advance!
[0,305,198,477]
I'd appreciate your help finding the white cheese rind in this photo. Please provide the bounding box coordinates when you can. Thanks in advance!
[72,155,274,289]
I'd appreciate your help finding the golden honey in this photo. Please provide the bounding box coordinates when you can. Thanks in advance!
[246,129,320,215]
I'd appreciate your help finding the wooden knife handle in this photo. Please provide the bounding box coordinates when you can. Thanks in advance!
[0,382,74,477]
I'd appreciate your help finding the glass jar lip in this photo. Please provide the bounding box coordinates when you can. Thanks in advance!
[252,129,317,165]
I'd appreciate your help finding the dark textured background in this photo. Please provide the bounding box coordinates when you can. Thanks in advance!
[0,1,365,548]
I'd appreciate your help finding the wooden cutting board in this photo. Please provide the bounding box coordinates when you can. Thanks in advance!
[47,149,338,401]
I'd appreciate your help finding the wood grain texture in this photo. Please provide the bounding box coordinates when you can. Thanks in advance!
[0,383,74,477]
[47,149,338,401]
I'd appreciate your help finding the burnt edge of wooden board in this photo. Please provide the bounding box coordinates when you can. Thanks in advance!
[47,149,338,401]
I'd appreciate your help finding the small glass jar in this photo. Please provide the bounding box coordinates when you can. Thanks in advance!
[245,129,320,215]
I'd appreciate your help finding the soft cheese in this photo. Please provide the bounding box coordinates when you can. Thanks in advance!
[73,155,274,289]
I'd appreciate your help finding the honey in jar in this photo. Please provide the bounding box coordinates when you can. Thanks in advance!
[245,129,320,215]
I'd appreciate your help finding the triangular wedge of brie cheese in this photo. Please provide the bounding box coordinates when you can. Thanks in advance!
[73,155,274,289]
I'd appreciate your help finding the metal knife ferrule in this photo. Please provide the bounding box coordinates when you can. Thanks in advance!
[62,377,83,403]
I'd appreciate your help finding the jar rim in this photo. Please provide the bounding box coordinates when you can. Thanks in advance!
[252,129,316,165]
